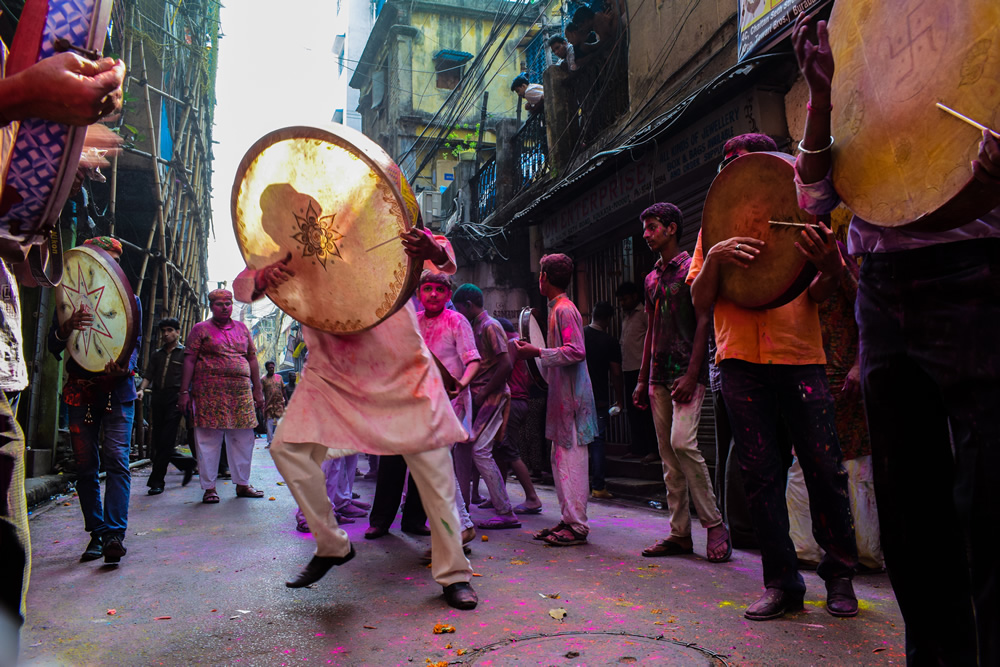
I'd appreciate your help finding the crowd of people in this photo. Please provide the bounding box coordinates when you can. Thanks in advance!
[0,8,997,666]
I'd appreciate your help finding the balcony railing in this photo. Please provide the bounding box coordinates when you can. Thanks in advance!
[474,156,497,222]
[515,112,548,189]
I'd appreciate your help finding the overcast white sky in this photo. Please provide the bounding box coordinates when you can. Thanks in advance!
[207,1,344,297]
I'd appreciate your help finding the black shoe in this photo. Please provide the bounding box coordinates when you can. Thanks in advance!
[80,535,103,562]
[182,465,195,487]
[103,535,127,564]
[744,588,804,621]
[401,523,432,536]
[285,546,356,588]
[826,577,859,617]
[442,582,478,610]
[147,487,164,496]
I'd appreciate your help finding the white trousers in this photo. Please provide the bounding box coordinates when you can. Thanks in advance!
[270,436,471,587]
[551,438,590,536]
[194,428,255,489]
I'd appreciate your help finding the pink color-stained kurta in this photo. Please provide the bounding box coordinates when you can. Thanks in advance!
[281,304,468,457]
[185,319,257,429]
[540,294,598,449]
[416,308,480,433]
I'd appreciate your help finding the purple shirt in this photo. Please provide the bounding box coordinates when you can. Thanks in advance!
[794,163,1000,255]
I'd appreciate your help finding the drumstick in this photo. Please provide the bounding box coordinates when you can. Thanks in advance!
[768,220,819,228]
[936,102,999,138]
[365,237,398,253]
[53,37,101,61]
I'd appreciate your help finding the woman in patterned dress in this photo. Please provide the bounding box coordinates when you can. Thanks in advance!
[177,289,265,503]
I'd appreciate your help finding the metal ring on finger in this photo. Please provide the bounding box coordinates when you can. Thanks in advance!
[736,243,742,251]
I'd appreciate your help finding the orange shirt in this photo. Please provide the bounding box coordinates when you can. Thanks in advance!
[686,231,825,367]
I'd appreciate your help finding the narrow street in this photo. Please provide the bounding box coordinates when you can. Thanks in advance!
[23,441,905,666]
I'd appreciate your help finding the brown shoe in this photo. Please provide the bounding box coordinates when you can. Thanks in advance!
[236,484,264,498]
[826,577,859,617]
[744,588,804,621]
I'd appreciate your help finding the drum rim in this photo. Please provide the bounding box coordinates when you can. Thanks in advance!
[230,123,422,334]
[518,306,548,390]
[703,151,816,310]
[56,245,140,372]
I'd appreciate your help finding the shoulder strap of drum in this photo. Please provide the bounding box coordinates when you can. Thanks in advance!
[27,226,63,288]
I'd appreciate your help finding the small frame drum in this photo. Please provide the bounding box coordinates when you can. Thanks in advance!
[518,306,548,390]
[54,245,140,372]
[702,152,818,310]
[1,0,113,286]
[231,124,422,334]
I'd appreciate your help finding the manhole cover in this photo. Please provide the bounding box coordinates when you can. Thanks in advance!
[465,632,727,665]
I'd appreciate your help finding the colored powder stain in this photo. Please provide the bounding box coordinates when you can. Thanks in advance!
[439,519,453,535]
[717,601,737,608]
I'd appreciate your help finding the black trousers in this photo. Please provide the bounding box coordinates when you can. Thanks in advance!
[858,239,1000,666]
[147,396,194,488]
[368,454,426,531]
[623,370,656,456]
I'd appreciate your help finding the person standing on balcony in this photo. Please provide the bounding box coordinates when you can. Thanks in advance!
[548,35,577,72]
[511,74,544,115]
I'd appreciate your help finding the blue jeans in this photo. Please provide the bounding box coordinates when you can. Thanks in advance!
[720,360,856,595]
[588,414,608,491]
[68,399,134,537]
[858,239,1000,665]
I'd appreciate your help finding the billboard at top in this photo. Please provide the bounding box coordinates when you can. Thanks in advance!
[737,0,833,61]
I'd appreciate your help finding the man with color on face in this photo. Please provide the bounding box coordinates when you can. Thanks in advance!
[49,237,141,566]
[261,360,285,446]
[632,203,729,564]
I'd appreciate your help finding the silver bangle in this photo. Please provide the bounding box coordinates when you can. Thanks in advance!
[797,136,834,154]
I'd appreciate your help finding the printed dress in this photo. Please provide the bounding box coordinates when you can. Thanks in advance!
[186,319,257,429]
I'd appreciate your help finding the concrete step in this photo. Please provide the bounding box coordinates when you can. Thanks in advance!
[605,454,663,481]
[604,476,665,502]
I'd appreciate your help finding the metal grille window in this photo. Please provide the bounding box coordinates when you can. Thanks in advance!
[523,30,547,83]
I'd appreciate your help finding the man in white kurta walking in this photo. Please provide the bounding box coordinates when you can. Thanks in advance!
[233,230,478,610]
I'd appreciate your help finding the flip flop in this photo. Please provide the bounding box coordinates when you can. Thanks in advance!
[641,539,693,557]
[706,523,733,563]
[533,522,567,540]
[476,515,522,530]
[542,526,588,547]
[513,503,543,515]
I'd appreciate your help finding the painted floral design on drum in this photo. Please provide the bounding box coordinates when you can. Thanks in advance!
[292,200,343,268]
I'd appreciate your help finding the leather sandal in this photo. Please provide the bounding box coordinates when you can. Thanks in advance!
[202,489,220,504]
[642,539,693,557]
[533,522,567,540]
[706,523,733,563]
[542,526,588,547]
[236,484,264,498]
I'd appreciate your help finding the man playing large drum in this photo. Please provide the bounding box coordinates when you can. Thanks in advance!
[793,13,1000,664]
[233,230,479,611]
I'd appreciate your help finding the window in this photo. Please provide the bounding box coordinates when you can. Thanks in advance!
[333,109,344,124]
[432,50,473,91]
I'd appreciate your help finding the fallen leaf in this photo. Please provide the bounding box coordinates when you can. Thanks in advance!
[268,496,277,501]
[106,609,116,616]
[432,623,456,634]
[510,559,528,565]
[363,625,377,629]
[548,608,567,621]
[154,616,171,620]
[873,648,887,653]
[538,592,561,599]
[276,481,286,486]
[653,621,664,625]
[565,652,580,658]
[472,573,482,577]
[481,535,488,542]
[444,644,452,649]
[650,609,663,614]
[456,649,467,656]
[210,609,217,612]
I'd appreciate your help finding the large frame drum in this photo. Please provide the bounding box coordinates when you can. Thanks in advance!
[231,124,422,334]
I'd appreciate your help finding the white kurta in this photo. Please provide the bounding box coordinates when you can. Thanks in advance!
[281,303,467,456]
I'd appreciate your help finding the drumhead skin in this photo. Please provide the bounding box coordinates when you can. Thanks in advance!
[518,307,548,390]
[829,0,1000,228]
[702,152,818,310]
[55,246,139,373]
[232,124,421,334]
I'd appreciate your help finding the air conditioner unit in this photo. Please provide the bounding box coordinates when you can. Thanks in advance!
[416,190,442,226]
